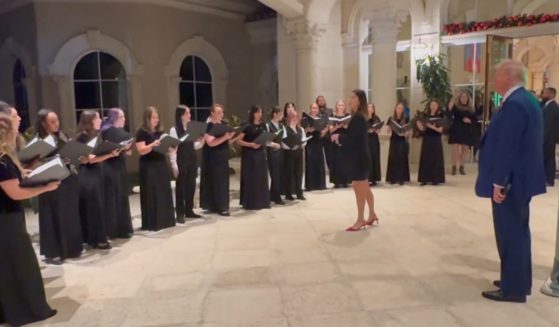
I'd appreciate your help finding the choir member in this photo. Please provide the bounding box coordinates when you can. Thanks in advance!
[35,109,83,264]
[170,105,204,222]
[541,87,559,187]
[316,95,334,173]
[304,102,327,191]
[448,90,476,175]
[0,112,58,326]
[331,89,378,231]
[77,110,119,249]
[329,100,350,188]
[283,105,306,201]
[367,103,382,186]
[0,101,25,150]
[101,108,134,238]
[265,106,286,205]
[200,104,235,216]
[416,100,446,186]
[386,102,411,185]
[237,105,271,210]
[135,107,176,230]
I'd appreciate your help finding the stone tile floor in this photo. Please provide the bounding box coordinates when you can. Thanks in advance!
[18,165,559,326]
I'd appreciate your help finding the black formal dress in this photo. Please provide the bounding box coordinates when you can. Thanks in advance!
[330,114,351,187]
[386,118,410,184]
[171,125,200,218]
[76,133,108,246]
[304,127,326,191]
[418,113,446,185]
[319,107,334,172]
[240,123,271,210]
[266,121,284,203]
[338,113,371,181]
[38,133,83,260]
[283,126,305,198]
[200,123,230,213]
[136,129,176,231]
[543,100,559,186]
[448,105,476,146]
[102,127,133,238]
[367,116,382,184]
[0,155,57,327]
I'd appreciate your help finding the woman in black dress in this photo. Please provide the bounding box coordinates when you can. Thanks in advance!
[416,100,446,186]
[35,109,83,265]
[386,102,411,185]
[367,103,382,186]
[101,108,134,238]
[200,104,235,216]
[77,110,119,249]
[283,106,306,201]
[329,100,350,188]
[448,90,475,175]
[0,112,58,326]
[265,107,286,205]
[237,105,271,210]
[170,105,204,222]
[331,89,378,232]
[135,107,176,230]
[304,102,327,191]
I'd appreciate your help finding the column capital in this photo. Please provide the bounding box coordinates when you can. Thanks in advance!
[367,7,408,45]
[284,17,326,50]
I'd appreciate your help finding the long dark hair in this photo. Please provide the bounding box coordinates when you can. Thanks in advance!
[141,106,162,133]
[248,105,263,125]
[101,108,123,132]
[36,108,55,138]
[270,106,282,119]
[352,89,369,118]
[426,99,442,116]
[175,105,188,136]
[78,110,99,137]
[283,102,296,118]
[392,102,406,121]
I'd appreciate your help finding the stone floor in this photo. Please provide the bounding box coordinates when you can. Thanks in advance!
[19,164,559,327]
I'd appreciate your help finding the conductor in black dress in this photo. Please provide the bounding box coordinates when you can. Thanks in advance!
[541,87,559,186]
[0,111,59,326]
[367,103,382,186]
[35,109,83,264]
[331,89,379,232]
[416,99,446,186]
[266,107,286,205]
[237,105,271,210]
[200,104,236,216]
[135,107,176,230]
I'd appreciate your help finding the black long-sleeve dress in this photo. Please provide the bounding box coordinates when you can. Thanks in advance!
[448,105,476,146]
[367,116,382,184]
[102,127,133,238]
[38,133,83,260]
[304,128,326,191]
[240,123,271,210]
[136,129,176,231]
[266,121,284,203]
[0,155,57,327]
[330,114,351,187]
[172,125,200,218]
[76,133,109,246]
[386,118,410,184]
[338,113,371,181]
[200,122,230,213]
[283,126,305,199]
[418,113,446,185]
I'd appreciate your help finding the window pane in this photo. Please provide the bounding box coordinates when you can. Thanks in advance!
[194,57,212,82]
[74,81,101,109]
[180,56,194,81]
[99,53,126,80]
[74,52,100,80]
[195,83,213,107]
[179,82,195,107]
[194,108,210,122]
[102,81,128,108]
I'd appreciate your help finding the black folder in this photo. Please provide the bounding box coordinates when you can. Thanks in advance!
[329,116,352,125]
[18,139,57,163]
[153,134,182,154]
[253,132,278,146]
[184,121,208,141]
[20,158,71,187]
[92,141,123,156]
[418,117,451,129]
[283,133,313,148]
[388,119,412,134]
[370,121,385,130]
[207,123,235,137]
[58,141,94,165]
[301,112,329,130]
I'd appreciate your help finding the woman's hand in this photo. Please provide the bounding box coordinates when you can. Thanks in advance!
[151,140,161,148]
[463,117,472,124]
[79,156,89,164]
[44,181,61,192]
[251,143,261,149]
[330,134,340,144]
[270,142,281,150]
[22,169,33,178]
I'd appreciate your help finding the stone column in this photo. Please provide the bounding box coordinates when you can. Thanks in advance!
[284,18,325,107]
[50,74,75,131]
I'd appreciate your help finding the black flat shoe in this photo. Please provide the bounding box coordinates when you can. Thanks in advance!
[95,243,112,250]
[218,211,230,217]
[274,200,286,205]
[492,280,531,295]
[297,195,306,201]
[185,212,202,219]
[285,195,295,201]
[177,217,186,224]
[481,290,526,303]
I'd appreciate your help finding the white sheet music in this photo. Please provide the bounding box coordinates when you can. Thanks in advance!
[87,136,98,148]
[28,158,64,178]
[43,135,56,147]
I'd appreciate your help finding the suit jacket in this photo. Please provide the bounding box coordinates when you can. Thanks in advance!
[475,87,546,200]
[543,100,559,143]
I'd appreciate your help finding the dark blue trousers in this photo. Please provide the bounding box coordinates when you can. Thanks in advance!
[491,193,532,296]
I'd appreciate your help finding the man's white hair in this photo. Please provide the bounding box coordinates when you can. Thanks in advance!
[496,60,527,85]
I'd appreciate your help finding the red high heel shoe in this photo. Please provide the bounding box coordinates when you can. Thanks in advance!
[366,216,380,226]
[345,223,367,232]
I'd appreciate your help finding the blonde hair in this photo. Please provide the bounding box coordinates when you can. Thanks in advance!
[0,113,22,172]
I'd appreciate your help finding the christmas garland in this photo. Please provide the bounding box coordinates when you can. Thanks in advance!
[444,13,559,35]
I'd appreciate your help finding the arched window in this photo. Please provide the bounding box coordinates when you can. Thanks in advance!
[179,56,213,122]
[13,59,30,132]
[73,51,128,124]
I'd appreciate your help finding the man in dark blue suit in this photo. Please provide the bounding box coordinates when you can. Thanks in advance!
[476,60,547,303]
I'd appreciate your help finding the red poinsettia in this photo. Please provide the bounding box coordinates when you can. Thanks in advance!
[443,13,559,35]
